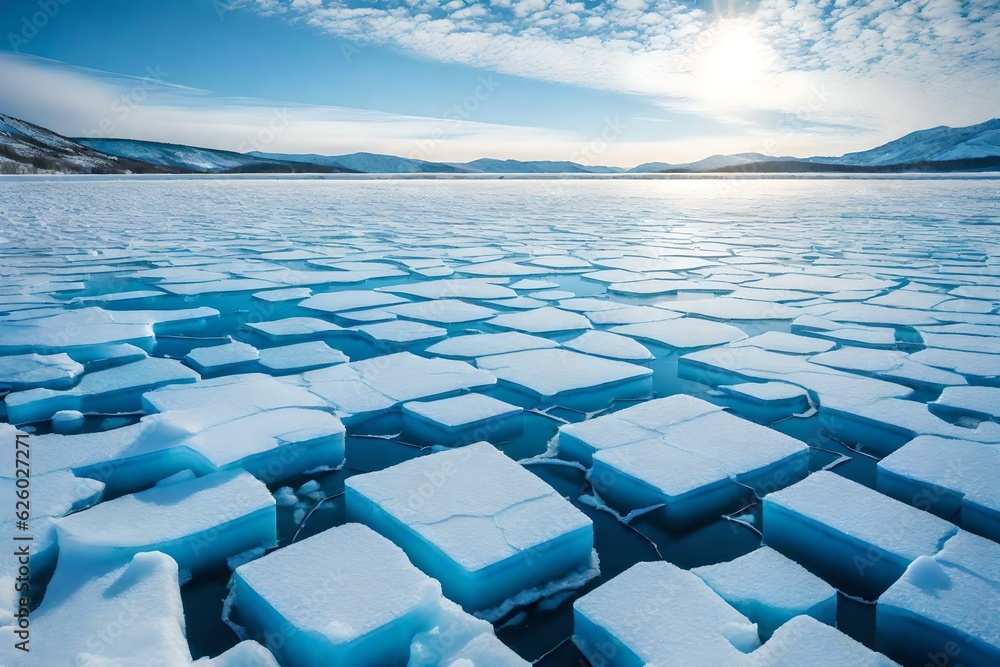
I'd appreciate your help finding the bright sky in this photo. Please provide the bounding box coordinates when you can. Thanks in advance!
[0,0,997,167]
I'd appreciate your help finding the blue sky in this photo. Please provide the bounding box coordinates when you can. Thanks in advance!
[0,0,997,166]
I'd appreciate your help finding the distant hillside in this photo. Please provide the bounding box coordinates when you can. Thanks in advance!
[458,158,623,174]
[2,112,998,175]
[76,138,355,173]
[250,151,462,173]
[811,118,1000,167]
[630,153,802,173]
[0,114,176,175]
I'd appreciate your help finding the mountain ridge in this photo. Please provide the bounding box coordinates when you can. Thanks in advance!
[1,112,997,175]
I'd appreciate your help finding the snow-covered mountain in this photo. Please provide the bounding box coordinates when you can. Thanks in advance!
[630,153,802,173]
[457,158,623,174]
[812,118,1000,167]
[250,151,463,173]
[76,139,354,173]
[0,114,172,174]
[2,112,998,175]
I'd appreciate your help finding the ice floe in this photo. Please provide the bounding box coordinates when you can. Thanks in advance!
[346,442,595,614]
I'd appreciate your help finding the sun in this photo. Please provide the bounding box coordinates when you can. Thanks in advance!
[696,25,772,103]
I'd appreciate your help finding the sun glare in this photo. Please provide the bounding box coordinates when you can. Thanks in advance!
[697,26,771,103]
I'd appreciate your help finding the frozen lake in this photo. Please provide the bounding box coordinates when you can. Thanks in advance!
[1,177,998,666]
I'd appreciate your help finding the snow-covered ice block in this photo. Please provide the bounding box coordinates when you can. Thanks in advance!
[386,299,497,324]
[161,278,282,295]
[294,352,495,422]
[612,318,747,349]
[607,278,734,296]
[0,306,216,354]
[930,385,1000,422]
[333,307,397,325]
[660,297,800,321]
[299,289,408,313]
[346,442,595,614]
[353,319,448,345]
[572,561,760,666]
[380,279,517,301]
[763,472,957,598]
[575,396,808,525]
[402,394,523,445]
[247,317,344,341]
[194,640,280,666]
[57,470,276,574]
[732,331,836,355]
[0,438,104,608]
[251,287,312,303]
[425,332,558,359]
[427,632,529,667]
[257,341,349,373]
[485,296,548,310]
[556,297,627,313]
[0,552,193,665]
[487,306,592,334]
[909,347,1000,383]
[562,330,653,362]
[67,341,148,370]
[750,615,899,666]
[510,278,558,290]
[877,435,1000,541]
[476,348,652,406]
[876,531,1000,666]
[5,357,199,423]
[184,340,260,375]
[230,523,498,666]
[693,547,837,639]
[456,259,551,277]
[720,382,812,422]
[808,348,967,391]
[745,274,898,294]
[586,304,682,325]
[0,352,83,390]
[142,374,346,483]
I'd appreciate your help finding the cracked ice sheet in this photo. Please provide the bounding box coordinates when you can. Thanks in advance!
[0,306,218,354]
[931,385,1000,421]
[487,306,592,334]
[15,375,345,492]
[692,547,837,640]
[0,352,83,390]
[291,352,495,422]
[246,317,343,341]
[299,289,408,313]
[230,523,506,666]
[476,348,652,402]
[877,435,1000,542]
[751,616,899,666]
[379,278,516,301]
[425,332,558,359]
[565,396,808,523]
[572,561,760,665]
[763,471,958,598]
[658,297,801,321]
[352,320,448,344]
[562,330,653,362]
[876,531,1000,665]
[384,299,497,324]
[346,442,594,613]
[56,469,276,574]
[0,552,197,665]
[611,318,747,349]
[5,357,200,424]
[808,348,968,390]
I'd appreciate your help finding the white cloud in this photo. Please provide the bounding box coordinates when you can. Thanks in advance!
[238,0,1000,144]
